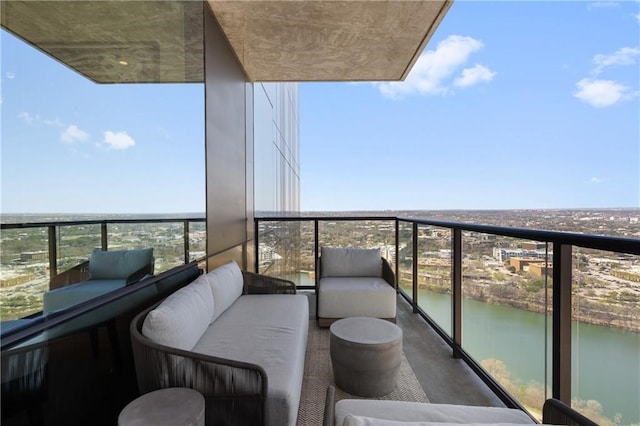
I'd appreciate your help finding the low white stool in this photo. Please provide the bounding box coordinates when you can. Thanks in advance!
[118,387,205,426]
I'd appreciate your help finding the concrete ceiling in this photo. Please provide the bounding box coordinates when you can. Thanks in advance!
[1,1,205,84]
[1,0,452,84]
[208,0,452,82]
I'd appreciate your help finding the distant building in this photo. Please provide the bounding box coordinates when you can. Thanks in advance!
[20,251,47,261]
[611,269,640,283]
[521,241,546,250]
[509,257,553,277]
[378,245,397,264]
[493,248,551,262]
[528,262,553,278]
[258,244,281,264]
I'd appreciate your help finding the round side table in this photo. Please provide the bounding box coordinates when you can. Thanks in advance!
[330,316,403,397]
[118,387,205,426]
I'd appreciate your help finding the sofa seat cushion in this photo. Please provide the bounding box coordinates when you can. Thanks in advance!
[318,277,396,319]
[43,279,126,314]
[321,247,381,278]
[192,294,309,426]
[335,400,535,426]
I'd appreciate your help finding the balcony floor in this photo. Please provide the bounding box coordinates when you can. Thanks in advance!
[302,291,505,408]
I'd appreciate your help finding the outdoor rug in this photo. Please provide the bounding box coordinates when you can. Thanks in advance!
[296,320,429,425]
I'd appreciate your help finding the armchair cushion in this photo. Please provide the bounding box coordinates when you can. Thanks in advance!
[89,248,153,280]
[321,247,381,278]
[141,277,214,351]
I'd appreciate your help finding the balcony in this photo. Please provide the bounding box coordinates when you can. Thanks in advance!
[1,213,638,425]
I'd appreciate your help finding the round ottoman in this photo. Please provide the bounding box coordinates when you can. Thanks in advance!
[330,316,403,397]
[118,387,205,426]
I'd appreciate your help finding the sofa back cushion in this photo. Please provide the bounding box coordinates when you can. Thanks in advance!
[141,277,214,351]
[201,260,244,322]
[89,248,153,280]
[321,247,381,278]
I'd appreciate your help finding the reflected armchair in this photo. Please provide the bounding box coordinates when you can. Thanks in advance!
[43,248,154,314]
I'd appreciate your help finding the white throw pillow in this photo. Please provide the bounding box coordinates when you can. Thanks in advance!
[142,278,214,351]
[202,260,244,322]
[321,247,381,278]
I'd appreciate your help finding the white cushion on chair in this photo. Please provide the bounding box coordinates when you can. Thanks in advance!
[318,277,396,318]
[321,247,381,278]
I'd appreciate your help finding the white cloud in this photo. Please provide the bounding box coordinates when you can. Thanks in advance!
[44,118,64,127]
[377,35,494,98]
[590,177,604,183]
[588,1,619,9]
[453,64,496,88]
[592,46,640,74]
[6,72,15,79]
[103,131,135,150]
[18,112,38,124]
[573,78,631,107]
[61,125,89,144]
[635,13,640,24]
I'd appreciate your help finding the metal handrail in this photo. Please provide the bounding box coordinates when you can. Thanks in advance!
[1,216,206,281]
[1,216,205,230]
[254,214,639,415]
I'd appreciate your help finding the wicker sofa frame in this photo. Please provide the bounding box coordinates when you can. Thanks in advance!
[130,271,297,426]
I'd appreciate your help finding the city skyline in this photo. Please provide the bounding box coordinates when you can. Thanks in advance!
[2,1,639,214]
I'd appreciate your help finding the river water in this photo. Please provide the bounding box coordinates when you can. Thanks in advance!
[418,289,639,425]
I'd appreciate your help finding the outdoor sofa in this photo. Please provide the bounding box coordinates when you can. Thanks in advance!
[130,260,309,426]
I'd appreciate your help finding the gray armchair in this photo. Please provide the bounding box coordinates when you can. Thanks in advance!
[316,246,396,327]
[43,248,154,314]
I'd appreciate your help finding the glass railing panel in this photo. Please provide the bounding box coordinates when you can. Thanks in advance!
[0,228,49,319]
[107,222,184,273]
[56,224,101,273]
[571,247,639,425]
[257,220,315,286]
[188,220,206,262]
[318,219,396,269]
[462,234,552,420]
[397,221,414,298]
[416,225,452,336]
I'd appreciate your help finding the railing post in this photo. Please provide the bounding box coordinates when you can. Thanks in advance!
[452,228,463,358]
[552,243,572,404]
[183,220,190,264]
[48,225,57,281]
[101,222,108,251]
[412,222,418,313]
[395,219,399,291]
[254,218,260,273]
[314,219,319,285]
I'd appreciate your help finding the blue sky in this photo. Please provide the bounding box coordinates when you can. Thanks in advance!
[1,0,639,214]
[300,0,640,211]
